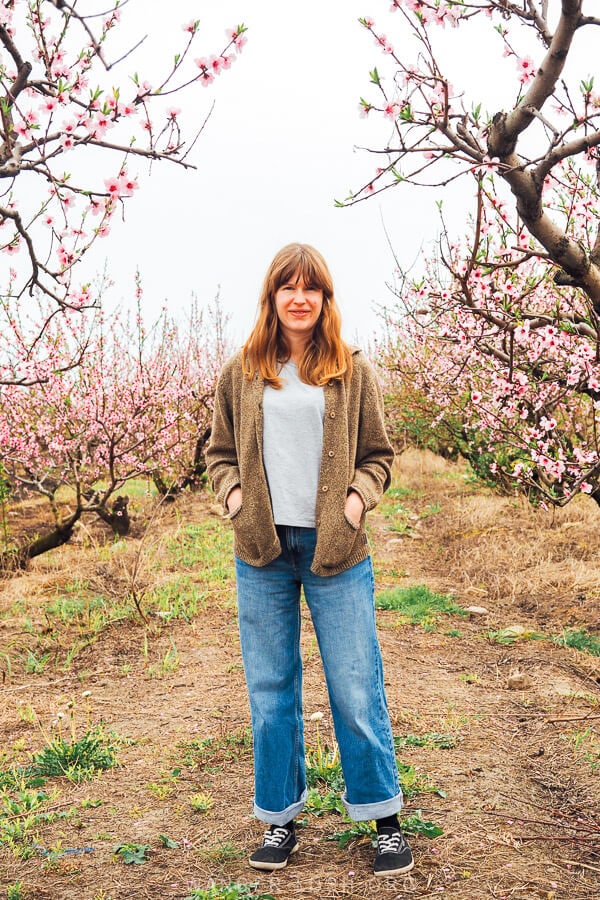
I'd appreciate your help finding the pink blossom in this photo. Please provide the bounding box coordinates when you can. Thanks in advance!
[518,57,536,84]
[5,239,21,255]
[581,482,593,494]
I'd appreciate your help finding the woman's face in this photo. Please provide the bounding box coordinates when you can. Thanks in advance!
[274,272,323,343]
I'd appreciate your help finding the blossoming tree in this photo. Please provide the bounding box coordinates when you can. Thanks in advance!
[0,0,246,340]
[354,1,600,505]
[0,286,228,567]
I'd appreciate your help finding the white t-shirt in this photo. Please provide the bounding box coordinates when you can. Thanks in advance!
[262,361,325,527]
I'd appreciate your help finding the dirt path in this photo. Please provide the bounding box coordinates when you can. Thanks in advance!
[1,451,599,899]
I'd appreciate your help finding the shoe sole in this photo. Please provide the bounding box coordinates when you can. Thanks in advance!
[374,858,415,877]
[249,842,299,871]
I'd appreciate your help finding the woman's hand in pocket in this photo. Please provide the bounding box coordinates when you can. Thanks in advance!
[227,486,242,516]
[344,490,365,528]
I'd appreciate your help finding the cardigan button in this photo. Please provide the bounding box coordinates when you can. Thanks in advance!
[328,450,334,457]
[329,412,336,418]
[321,485,329,492]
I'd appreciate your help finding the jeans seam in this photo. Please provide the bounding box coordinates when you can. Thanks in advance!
[293,597,302,795]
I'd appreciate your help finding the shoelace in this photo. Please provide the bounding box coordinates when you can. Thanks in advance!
[263,826,292,848]
[377,830,405,854]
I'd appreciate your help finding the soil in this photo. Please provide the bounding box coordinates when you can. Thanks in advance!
[0,450,599,900]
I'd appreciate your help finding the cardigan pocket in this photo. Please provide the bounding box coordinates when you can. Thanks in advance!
[318,509,362,568]
[229,503,272,562]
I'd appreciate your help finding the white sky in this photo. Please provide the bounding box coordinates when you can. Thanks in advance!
[92,0,448,344]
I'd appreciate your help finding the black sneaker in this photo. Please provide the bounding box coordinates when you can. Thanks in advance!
[249,824,299,871]
[373,826,414,876]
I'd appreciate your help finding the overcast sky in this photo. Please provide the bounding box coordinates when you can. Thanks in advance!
[93,0,451,345]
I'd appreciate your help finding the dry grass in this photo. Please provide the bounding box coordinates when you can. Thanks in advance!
[1,452,599,900]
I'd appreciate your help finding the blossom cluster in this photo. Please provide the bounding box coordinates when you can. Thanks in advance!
[0,3,247,307]
[381,171,600,506]
[0,290,229,531]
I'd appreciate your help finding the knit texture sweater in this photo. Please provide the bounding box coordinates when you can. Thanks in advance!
[205,347,394,576]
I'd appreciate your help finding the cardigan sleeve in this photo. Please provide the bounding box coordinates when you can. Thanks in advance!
[205,359,241,511]
[348,355,394,511]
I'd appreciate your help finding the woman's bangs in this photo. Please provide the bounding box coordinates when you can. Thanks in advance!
[275,253,330,294]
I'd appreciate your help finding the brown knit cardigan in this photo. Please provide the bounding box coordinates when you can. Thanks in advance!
[205,347,394,576]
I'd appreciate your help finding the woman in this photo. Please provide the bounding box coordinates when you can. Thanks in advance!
[206,243,413,877]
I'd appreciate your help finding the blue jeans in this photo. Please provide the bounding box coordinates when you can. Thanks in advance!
[235,525,403,826]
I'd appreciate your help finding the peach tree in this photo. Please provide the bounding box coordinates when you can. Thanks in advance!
[354,1,600,505]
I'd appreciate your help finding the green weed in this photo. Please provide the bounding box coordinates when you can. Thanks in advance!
[395,732,456,750]
[148,638,180,678]
[113,842,150,864]
[177,728,252,768]
[570,726,600,772]
[145,577,206,621]
[485,626,545,645]
[327,820,378,849]
[554,629,600,657]
[420,502,442,518]
[21,649,51,674]
[167,521,233,590]
[28,726,120,781]
[0,784,77,857]
[189,791,214,812]
[16,703,37,725]
[7,884,25,900]
[387,486,416,500]
[328,811,443,849]
[402,811,445,838]
[44,590,130,634]
[304,787,345,817]
[200,841,246,863]
[305,742,344,792]
[159,833,180,848]
[397,761,440,798]
[185,884,276,900]
[375,584,466,626]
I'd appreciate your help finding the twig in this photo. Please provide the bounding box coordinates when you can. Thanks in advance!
[545,713,600,723]
[563,860,600,874]
[2,671,108,691]
[518,833,599,842]
[480,808,594,832]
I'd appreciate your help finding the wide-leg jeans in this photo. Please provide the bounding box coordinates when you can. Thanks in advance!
[234,525,403,826]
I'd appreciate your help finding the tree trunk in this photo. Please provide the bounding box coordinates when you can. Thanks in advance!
[152,427,212,498]
[94,495,131,536]
[0,513,79,572]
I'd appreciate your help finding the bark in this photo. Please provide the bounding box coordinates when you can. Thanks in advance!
[94,495,131,536]
[152,427,211,498]
[0,512,79,572]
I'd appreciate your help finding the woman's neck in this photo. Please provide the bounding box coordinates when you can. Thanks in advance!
[284,333,312,365]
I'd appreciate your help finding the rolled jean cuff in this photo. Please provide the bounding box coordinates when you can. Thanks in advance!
[254,788,308,826]
[341,789,404,822]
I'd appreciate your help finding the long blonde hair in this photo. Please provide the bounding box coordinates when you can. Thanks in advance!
[242,243,352,388]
